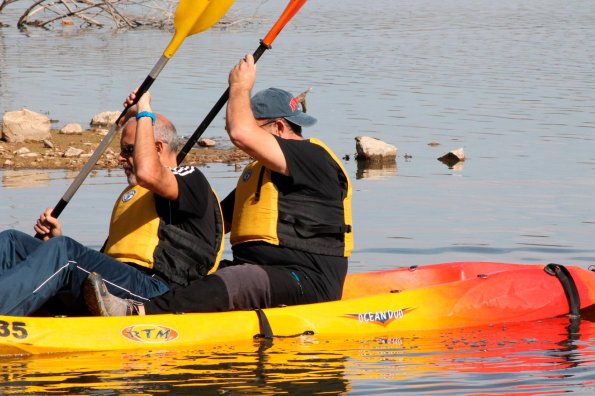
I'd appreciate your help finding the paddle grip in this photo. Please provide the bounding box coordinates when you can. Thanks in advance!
[119,55,167,122]
[134,75,156,107]
[51,198,68,218]
[176,43,269,164]
[33,199,68,239]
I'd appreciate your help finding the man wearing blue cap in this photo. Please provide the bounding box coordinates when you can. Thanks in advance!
[84,54,354,315]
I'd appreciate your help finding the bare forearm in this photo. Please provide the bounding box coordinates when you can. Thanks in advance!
[134,117,162,185]
[226,86,258,150]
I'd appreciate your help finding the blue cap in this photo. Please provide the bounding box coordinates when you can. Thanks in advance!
[250,88,317,127]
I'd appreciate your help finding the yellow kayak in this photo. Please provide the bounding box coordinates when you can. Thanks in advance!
[1,261,594,356]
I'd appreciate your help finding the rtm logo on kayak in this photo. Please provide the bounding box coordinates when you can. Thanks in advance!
[122,324,179,343]
[345,308,413,327]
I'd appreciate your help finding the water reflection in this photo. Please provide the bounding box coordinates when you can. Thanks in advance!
[0,316,592,395]
[2,170,53,188]
[437,156,465,170]
[0,340,350,395]
[356,160,397,180]
[1,169,101,188]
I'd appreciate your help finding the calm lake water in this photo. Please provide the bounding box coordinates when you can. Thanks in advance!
[1,0,595,394]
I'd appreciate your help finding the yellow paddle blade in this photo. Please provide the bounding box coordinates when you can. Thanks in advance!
[187,0,235,35]
[164,0,235,59]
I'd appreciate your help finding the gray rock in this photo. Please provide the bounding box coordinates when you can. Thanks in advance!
[437,148,465,168]
[355,136,397,162]
[63,147,84,158]
[2,109,51,142]
[20,152,40,158]
[43,139,54,148]
[90,111,120,128]
[13,147,31,155]
[198,138,217,147]
[60,123,84,134]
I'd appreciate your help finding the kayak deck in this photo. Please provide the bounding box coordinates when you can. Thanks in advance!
[1,261,594,356]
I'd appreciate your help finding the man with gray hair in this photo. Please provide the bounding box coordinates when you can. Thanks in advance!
[0,89,224,316]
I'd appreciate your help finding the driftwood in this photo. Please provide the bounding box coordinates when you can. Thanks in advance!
[295,87,312,113]
[0,0,19,14]
[2,0,176,30]
[0,0,269,31]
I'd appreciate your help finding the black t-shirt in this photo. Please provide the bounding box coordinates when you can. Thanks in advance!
[154,166,218,256]
[101,166,219,284]
[221,138,348,301]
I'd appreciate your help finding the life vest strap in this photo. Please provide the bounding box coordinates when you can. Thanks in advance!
[278,213,351,238]
[254,167,266,202]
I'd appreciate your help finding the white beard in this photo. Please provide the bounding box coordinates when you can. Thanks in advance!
[124,166,137,186]
[127,174,137,186]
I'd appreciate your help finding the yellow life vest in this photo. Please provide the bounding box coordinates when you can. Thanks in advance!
[104,185,159,268]
[104,184,224,284]
[231,138,353,257]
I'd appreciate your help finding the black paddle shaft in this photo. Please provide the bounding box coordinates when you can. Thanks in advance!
[176,42,270,164]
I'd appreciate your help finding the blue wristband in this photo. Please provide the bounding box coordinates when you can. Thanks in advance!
[136,111,156,125]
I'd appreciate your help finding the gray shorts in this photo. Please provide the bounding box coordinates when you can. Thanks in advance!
[215,264,271,310]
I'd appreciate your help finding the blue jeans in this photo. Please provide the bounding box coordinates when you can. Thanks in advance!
[0,230,169,316]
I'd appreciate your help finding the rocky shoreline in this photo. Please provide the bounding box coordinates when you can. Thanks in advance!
[1,109,404,172]
[0,129,250,170]
[1,109,251,170]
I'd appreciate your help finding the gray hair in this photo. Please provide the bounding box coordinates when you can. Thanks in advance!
[154,116,179,152]
[123,115,179,152]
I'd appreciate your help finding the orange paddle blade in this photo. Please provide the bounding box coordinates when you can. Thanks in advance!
[262,0,308,47]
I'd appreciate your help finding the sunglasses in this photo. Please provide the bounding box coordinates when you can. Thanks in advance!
[258,119,279,128]
[120,144,134,157]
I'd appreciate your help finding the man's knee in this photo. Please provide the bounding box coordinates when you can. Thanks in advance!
[0,229,27,241]
[46,235,85,257]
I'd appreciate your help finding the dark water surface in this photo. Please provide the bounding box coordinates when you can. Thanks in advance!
[1,0,595,394]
